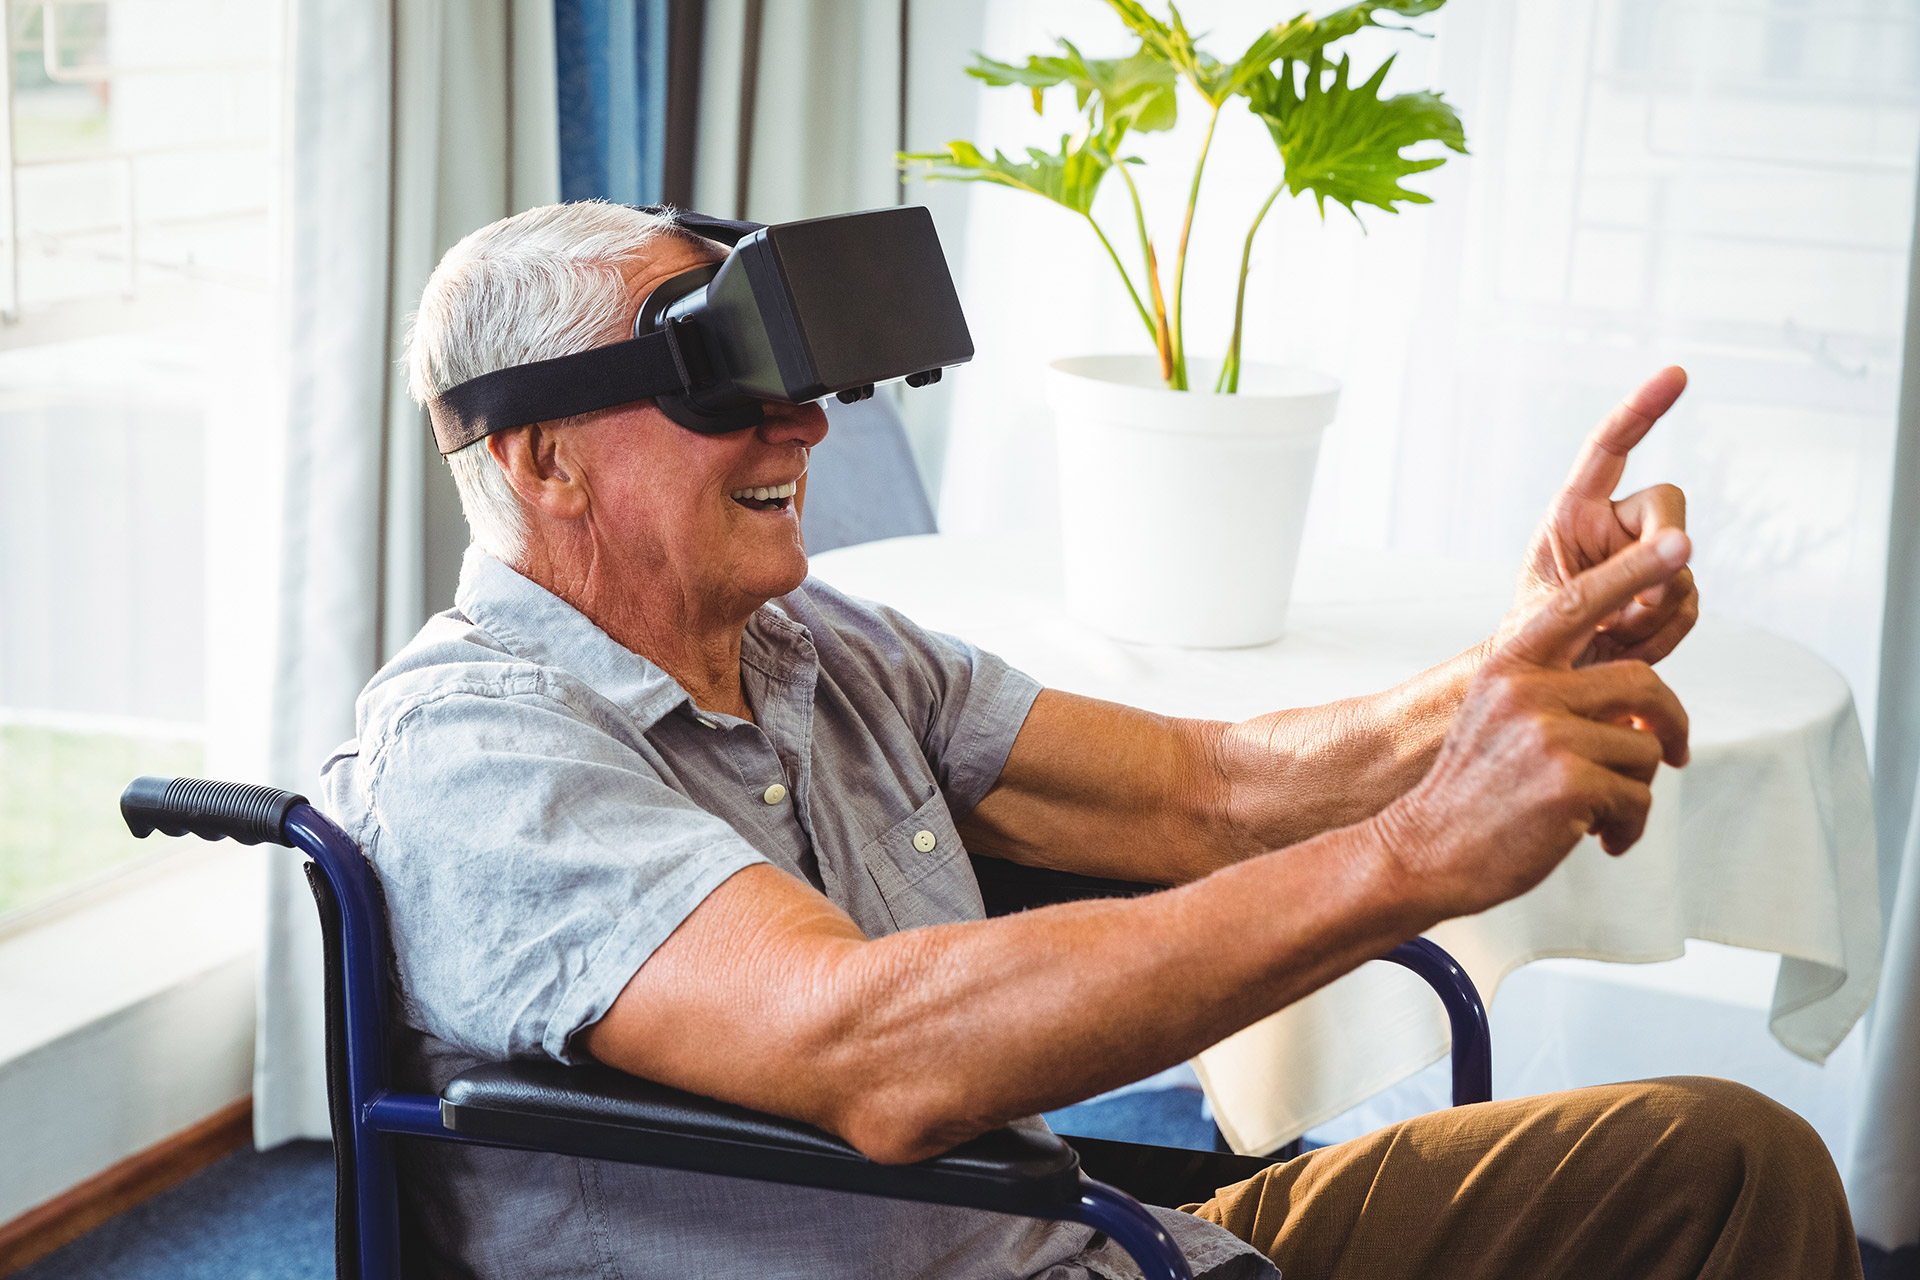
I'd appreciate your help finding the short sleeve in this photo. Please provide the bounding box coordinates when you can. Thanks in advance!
[787,579,1042,817]
[350,680,769,1065]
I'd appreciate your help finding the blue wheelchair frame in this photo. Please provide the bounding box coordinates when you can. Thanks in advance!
[122,776,1491,1280]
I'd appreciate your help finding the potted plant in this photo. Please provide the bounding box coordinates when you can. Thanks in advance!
[904,0,1466,646]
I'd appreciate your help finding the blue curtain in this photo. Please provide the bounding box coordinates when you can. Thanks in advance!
[554,0,668,204]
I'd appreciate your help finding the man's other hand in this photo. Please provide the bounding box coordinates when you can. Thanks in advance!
[1503,366,1699,666]
[1383,531,1693,919]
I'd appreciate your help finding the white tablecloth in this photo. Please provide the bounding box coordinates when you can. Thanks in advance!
[809,532,1883,1155]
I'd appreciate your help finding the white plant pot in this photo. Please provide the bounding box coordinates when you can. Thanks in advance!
[1048,355,1339,648]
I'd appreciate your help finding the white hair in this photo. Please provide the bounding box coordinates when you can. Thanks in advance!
[405,201,686,564]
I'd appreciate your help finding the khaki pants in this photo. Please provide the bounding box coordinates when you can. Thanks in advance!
[1184,1077,1862,1280]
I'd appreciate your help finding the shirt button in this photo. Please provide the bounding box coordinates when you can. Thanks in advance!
[696,717,717,730]
[912,829,937,853]
[762,783,787,805]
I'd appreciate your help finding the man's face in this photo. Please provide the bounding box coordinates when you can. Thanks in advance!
[556,235,830,619]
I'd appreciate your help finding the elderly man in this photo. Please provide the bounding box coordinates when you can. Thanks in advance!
[320,201,1860,1280]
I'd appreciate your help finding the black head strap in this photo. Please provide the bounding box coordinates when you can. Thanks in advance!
[647,207,763,246]
[426,330,689,453]
[424,206,766,455]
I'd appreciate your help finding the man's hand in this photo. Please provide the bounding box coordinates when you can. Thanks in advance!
[1382,530,1694,918]
[1503,366,1699,666]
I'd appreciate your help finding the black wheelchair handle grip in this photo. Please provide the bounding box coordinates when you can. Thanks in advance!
[120,776,308,847]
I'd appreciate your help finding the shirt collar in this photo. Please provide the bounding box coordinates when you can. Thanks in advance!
[452,545,813,731]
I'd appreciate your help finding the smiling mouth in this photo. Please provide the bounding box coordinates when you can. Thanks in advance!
[729,479,798,512]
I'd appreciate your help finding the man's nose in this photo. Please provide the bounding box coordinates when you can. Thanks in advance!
[756,401,829,449]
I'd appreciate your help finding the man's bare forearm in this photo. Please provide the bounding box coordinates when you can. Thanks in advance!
[819,816,1435,1160]
[1215,640,1491,857]
[588,815,1429,1164]
[961,642,1490,885]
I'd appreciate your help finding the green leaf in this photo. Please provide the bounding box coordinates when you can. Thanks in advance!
[1102,0,1234,104]
[1248,51,1466,218]
[899,136,1115,216]
[969,51,1085,112]
[1101,0,1177,57]
[1223,0,1449,102]
[1082,46,1180,137]
[967,53,1077,92]
[968,42,1177,142]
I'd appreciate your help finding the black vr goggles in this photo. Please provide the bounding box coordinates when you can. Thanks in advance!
[426,205,974,454]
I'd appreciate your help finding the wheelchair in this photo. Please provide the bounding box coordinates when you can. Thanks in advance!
[122,775,1492,1280]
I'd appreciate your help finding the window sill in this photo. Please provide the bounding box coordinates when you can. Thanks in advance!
[0,843,262,1069]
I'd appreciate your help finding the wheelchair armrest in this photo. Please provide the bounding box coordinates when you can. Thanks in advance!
[440,1060,1084,1214]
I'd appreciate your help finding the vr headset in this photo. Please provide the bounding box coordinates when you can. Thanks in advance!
[426,205,974,454]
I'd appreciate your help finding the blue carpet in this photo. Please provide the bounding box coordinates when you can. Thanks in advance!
[18,1141,333,1280]
[1864,1241,1920,1280]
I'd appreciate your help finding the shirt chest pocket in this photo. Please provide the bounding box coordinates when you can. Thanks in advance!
[858,791,986,933]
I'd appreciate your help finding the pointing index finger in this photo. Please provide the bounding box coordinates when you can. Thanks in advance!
[1502,530,1693,669]
[1563,366,1688,502]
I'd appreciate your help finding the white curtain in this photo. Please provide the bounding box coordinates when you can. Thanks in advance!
[691,0,903,223]
[1846,151,1920,1254]
[1854,806,1920,1252]
[692,0,988,487]
[257,0,559,1148]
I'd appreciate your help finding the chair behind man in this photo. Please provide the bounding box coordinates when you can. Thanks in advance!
[800,393,938,553]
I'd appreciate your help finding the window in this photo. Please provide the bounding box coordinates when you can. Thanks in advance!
[0,0,283,922]
[1390,0,1920,725]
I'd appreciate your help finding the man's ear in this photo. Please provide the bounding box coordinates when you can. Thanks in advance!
[488,424,588,520]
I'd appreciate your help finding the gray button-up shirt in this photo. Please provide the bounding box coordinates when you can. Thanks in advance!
[319,546,1273,1280]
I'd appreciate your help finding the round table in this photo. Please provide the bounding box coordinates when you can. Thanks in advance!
[809,531,1882,1156]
